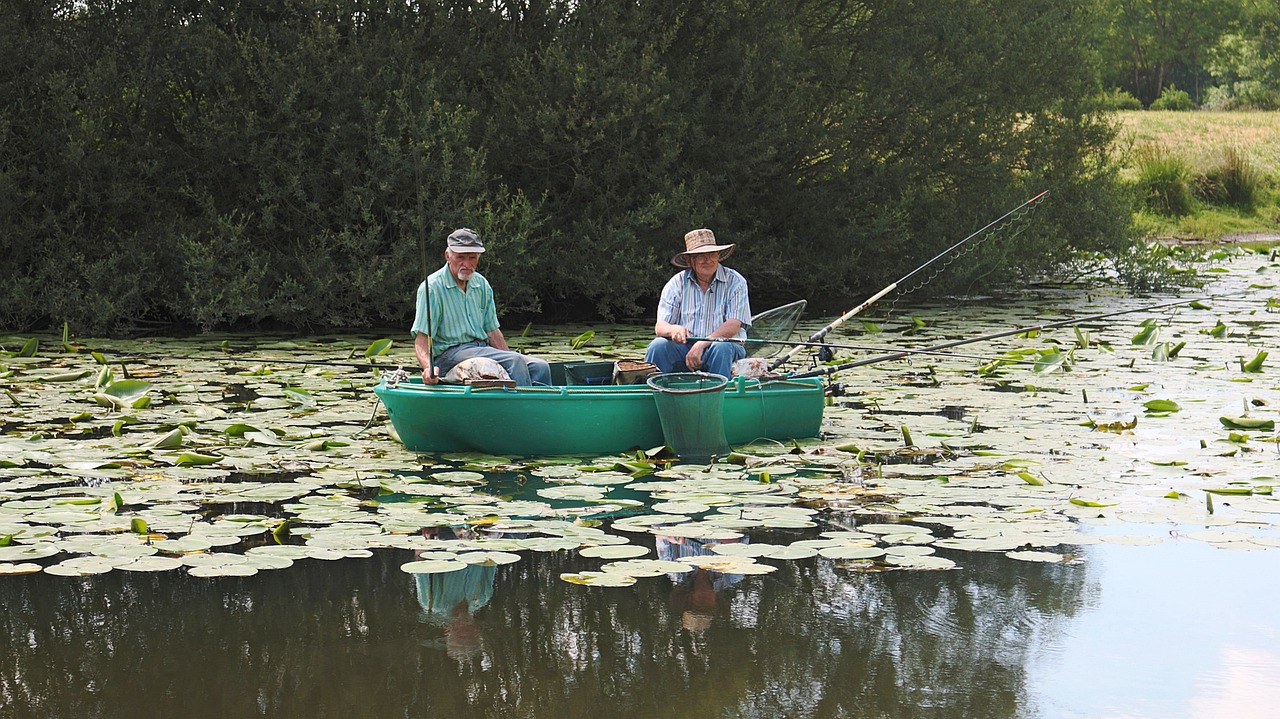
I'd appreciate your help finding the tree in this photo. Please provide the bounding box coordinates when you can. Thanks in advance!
[1,0,1135,333]
[1203,0,1280,109]
[1099,0,1241,105]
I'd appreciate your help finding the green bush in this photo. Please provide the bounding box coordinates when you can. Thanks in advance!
[1097,87,1143,110]
[1233,81,1280,110]
[1134,145,1194,216]
[1195,146,1261,210]
[1108,239,1202,293]
[0,0,1133,334]
[1149,85,1196,111]
[1202,83,1280,111]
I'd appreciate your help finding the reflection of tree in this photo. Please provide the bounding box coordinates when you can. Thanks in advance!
[0,543,1095,718]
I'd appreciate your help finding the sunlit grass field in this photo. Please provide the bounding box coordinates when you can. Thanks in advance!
[1116,110,1280,178]
[1114,110,1280,239]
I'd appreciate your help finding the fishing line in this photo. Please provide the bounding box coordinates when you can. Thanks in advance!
[769,190,1050,371]
[883,198,1044,323]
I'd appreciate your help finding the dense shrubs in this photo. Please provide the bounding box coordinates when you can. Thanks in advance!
[1149,85,1196,111]
[0,0,1131,334]
[1097,88,1143,110]
[1202,82,1280,110]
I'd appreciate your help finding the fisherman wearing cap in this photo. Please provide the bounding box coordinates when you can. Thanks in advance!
[412,228,551,387]
[644,229,752,379]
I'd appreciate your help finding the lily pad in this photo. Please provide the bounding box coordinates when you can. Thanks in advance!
[560,571,637,587]
[580,545,650,559]
[818,545,885,560]
[116,556,184,572]
[400,559,468,574]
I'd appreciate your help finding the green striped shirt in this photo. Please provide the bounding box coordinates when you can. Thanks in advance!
[410,266,500,353]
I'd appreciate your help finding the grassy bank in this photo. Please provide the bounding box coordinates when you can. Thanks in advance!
[1115,110,1280,240]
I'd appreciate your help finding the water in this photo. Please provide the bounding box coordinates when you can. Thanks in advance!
[2,530,1277,718]
[3,247,1280,717]
[1028,539,1280,719]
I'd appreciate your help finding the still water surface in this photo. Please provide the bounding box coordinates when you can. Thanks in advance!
[3,532,1278,718]
[4,249,1280,718]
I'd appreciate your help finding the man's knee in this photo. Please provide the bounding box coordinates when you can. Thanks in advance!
[527,356,551,384]
[644,337,667,358]
[645,338,682,372]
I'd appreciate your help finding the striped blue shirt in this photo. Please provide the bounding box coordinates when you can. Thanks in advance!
[410,266,500,353]
[656,265,751,339]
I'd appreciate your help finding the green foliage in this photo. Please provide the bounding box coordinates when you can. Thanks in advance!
[1149,85,1196,111]
[1204,3,1280,110]
[1202,82,1280,111]
[0,0,1134,332]
[1134,145,1194,216]
[1105,240,1200,293]
[1097,0,1240,106]
[1096,88,1143,110]
[1195,146,1261,210]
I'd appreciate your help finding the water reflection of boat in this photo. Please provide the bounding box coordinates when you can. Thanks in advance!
[375,361,824,455]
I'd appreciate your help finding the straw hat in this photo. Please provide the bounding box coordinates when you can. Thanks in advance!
[672,228,735,268]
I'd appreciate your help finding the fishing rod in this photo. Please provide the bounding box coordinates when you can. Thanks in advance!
[789,294,1215,379]
[768,190,1050,371]
[693,336,1042,366]
[415,138,436,382]
[97,350,408,372]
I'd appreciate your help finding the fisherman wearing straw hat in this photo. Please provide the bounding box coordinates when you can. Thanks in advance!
[644,228,752,379]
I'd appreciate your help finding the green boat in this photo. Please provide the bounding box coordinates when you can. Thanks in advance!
[374,360,825,456]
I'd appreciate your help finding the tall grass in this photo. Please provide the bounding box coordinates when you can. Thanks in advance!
[1134,144,1194,216]
[1116,111,1279,240]
[1195,146,1261,211]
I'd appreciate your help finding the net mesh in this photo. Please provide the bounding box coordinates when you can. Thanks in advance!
[745,300,806,358]
[647,373,731,462]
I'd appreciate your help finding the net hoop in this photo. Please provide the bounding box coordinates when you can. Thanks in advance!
[646,372,728,395]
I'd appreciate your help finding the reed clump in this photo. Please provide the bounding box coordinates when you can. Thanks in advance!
[1134,144,1194,216]
[1194,146,1262,211]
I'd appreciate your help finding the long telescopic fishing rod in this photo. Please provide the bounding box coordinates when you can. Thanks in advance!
[415,138,435,382]
[789,295,1215,379]
[719,337,1041,365]
[768,190,1049,371]
[99,350,408,372]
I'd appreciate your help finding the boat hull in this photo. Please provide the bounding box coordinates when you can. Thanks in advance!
[375,374,824,456]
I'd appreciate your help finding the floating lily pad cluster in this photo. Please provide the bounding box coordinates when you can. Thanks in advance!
[2,247,1279,584]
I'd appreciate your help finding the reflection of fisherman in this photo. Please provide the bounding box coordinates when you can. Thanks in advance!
[414,527,497,660]
[656,534,747,633]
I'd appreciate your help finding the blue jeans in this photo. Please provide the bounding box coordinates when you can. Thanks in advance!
[644,338,745,379]
[435,341,551,387]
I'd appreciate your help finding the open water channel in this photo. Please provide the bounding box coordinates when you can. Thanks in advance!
[3,246,1280,718]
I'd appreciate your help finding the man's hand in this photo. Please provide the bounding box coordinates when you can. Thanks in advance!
[422,366,441,385]
[669,325,690,344]
[685,340,709,369]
